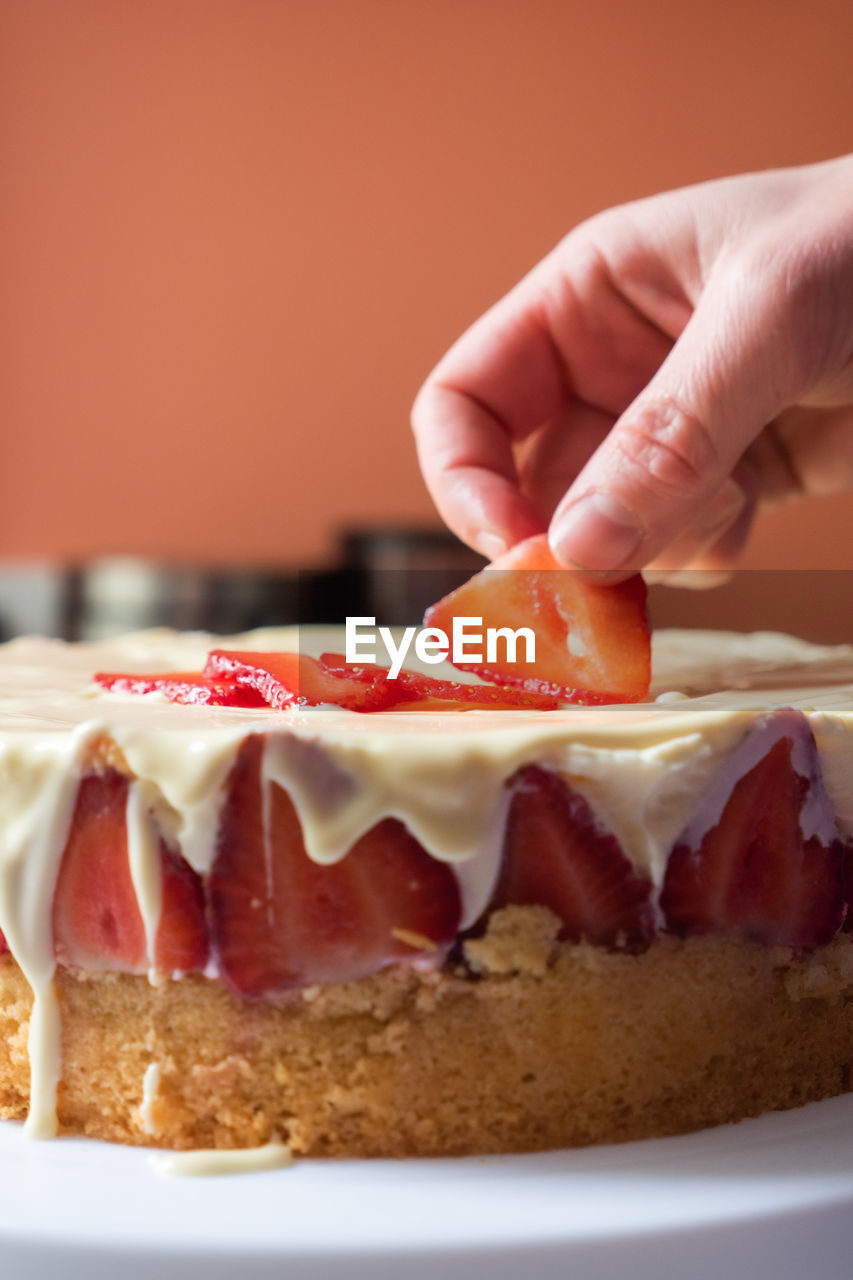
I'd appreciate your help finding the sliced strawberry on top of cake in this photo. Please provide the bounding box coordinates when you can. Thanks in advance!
[204,650,399,712]
[660,710,847,948]
[94,670,266,708]
[318,653,563,711]
[424,534,650,703]
[209,735,462,997]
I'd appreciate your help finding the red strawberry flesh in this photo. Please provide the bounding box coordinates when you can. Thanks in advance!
[494,764,654,948]
[204,650,398,712]
[156,842,210,973]
[95,670,265,708]
[53,770,148,971]
[660,711,846,948]
[209,735,462,996]
[52,768,208,974]
[318,653,562,710]
[424,534,650,702]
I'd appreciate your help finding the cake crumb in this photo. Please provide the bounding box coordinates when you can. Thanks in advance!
[191,1055,252,1095]
[392,927,438,952]
[464,906,561,976]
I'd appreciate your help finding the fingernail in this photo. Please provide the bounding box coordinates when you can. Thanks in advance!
[550,493,643,570]
[475,531,509,562]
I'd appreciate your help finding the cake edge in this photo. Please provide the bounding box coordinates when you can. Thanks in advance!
[1,908,852,1158]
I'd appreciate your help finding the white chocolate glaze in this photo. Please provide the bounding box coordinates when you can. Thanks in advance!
[126,780,164,979]
[0,721,100,1137]
[139,1061,161,1136]
[149,1137,293,1177]
[0,624,851,1146]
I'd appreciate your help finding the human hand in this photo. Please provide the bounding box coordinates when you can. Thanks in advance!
[412,155,853,582]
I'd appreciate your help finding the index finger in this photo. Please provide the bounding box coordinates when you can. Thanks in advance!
[411,271,569,556]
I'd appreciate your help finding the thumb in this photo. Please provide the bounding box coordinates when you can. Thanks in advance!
[548,257,804,572]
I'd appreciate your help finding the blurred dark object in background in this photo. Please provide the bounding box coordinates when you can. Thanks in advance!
[65,558,301,640]
[60,527,485,640]
[0,542,852,645]
[0,563,69,642]
[307,527,486,626]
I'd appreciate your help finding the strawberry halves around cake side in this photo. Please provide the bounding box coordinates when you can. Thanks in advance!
[660,709,848,948]
[52,768,209,975]
[35,707,853,994]
[493,765,656,950]
[208,735,463,998]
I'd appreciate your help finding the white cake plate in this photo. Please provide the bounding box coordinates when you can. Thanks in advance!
[3,1094,853,1279]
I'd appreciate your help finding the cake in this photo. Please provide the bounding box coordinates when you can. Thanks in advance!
[1,623,853,1157]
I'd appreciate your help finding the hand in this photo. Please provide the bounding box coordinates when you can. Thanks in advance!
[411,155,853,582]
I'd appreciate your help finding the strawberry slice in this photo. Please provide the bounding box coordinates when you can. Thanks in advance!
[157,843,210,973]
[53,770,147,971]
[384,698,493,712]
[204,650,398,712]
[0,929,7,958]
[423,534,650,702]
[209,735,462,996]
[95,670,265,708]
[318,653,562,711]
[660,713,846,948]
[52,768,209,973]
[493,765,654,948]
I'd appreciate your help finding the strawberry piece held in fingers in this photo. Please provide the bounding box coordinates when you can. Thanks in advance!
[424,534,651,703]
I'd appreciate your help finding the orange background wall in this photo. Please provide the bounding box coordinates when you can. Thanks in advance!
[2,0,852,570]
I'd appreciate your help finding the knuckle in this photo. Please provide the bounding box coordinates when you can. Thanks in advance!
[721,228,853,390]
[614,398,721,495]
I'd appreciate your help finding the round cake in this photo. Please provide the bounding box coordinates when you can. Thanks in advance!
[0,626,852,1156]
